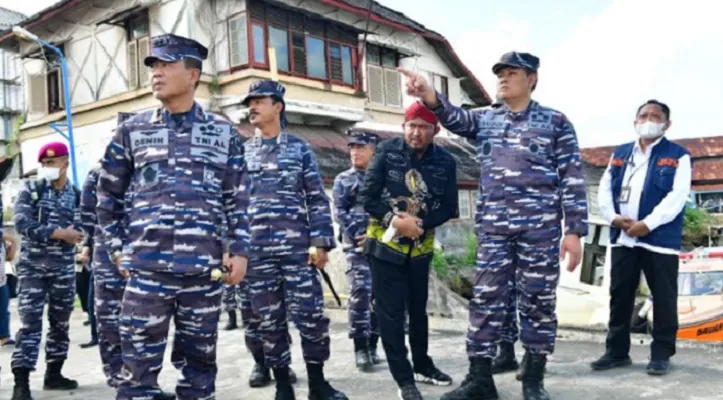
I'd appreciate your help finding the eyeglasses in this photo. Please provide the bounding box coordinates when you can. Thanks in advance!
[404,122,434,133]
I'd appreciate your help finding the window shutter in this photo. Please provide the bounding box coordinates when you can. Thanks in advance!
[127,41,139,90]
[248,1,265,20]
[329,43,343,82]
[27,73,47,114]
[291,32,306,75]
[137,37,151,86]
[367,65,384,105]
[383,68,402,107]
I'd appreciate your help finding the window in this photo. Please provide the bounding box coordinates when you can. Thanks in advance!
[433,74,449,98]
[227,1,359,87]
[125,12,151,90]
[698,192,723,213]
[458,190,471,219]
[46,69,63,114]
[305,36,326,79]
[252,23,266,65]
[268,27,289,71]
[24,43,66,115]
[329,43,354,85]
[366,44,402,107]
[228,15,249,67]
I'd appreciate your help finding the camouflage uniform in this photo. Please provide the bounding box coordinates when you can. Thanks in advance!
[222,283,240,312]
[79,119,136,390]
[437,52,588,400]
[11,142,82,396]
[331,130,381,370]
[96,34,251,400]
[241,80,346,399]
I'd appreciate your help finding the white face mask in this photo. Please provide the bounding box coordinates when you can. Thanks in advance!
[635,121,666,139]
[37,166,60,181]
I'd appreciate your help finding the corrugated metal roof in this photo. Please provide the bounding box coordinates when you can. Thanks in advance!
[0,6,27,30]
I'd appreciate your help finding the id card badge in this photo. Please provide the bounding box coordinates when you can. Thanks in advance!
[619,186,631,204]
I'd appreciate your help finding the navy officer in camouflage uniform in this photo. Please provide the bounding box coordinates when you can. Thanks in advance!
[241,79,346,400]
[11,142,85,400]
[332,130,381,371]
[96,34,251,400]
[399,51,588,400]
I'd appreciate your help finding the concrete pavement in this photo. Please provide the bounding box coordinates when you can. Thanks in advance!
[1,306,723,399]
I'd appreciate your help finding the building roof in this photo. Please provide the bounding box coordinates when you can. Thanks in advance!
[581,136,723,167]
[235,122,480,186]
[0,7,26,30]
[0,0,492,107]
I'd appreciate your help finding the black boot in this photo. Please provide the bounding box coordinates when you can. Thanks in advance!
[520,352,549,400]
[369,335,382,364]
[307,363,348,400]
[492,341,519,374]
[249,362,272,388]
[353,338,373,372]
[12,368,33,400]
[440,358,499,400]
[225,311,238,331]
[43,360,78,390]
[273,367,296,400]
[249,350,272,388]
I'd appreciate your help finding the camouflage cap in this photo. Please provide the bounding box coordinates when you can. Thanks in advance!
[492,51,540,74]
[241,79,286,106]
[347,130,379,146]
[144,34,209,67]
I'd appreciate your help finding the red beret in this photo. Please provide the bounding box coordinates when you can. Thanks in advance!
[38,142,69,162]
[404,101,439,126]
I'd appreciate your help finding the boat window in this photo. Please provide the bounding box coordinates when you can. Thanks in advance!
[678,271,723,296]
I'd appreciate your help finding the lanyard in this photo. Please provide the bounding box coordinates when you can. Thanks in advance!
[625,153,648,186]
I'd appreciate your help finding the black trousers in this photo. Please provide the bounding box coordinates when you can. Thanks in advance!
[369,255,432,387]
[76,268,91,314]
[606,246,679,360]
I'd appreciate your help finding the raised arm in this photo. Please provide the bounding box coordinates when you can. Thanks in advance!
[398,67,479,139]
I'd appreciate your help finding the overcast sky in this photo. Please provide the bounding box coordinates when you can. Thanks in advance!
[1,0,720,149]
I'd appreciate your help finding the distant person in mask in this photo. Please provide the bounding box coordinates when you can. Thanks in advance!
[11,142,84,400]
[592,99,691,377]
